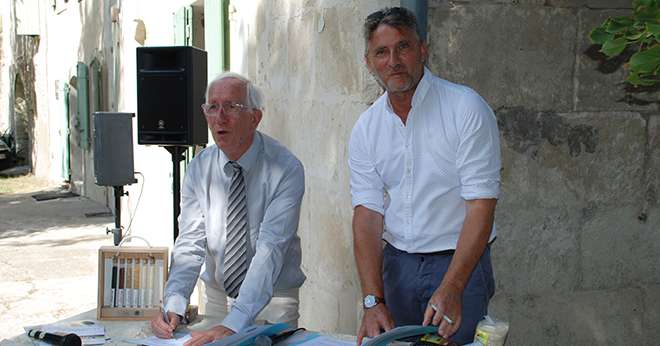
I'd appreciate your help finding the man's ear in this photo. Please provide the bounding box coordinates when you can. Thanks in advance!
[251,109,263,129]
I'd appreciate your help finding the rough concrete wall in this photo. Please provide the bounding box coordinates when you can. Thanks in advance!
[427,0,659,344]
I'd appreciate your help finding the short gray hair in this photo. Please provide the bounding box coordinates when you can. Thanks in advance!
[205,72,264,110]
[363,7,420,55]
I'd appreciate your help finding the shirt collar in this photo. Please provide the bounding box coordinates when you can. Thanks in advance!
[219,131,262,176]
[411,67,432,108]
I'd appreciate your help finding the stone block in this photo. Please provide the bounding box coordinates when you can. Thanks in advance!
[580,206,660,290]
[429,0,632,7]
[497,109,647,209]
[492,205,581,296]
[501,288,645,345]
[550,0,632,7]
[642,285,660,345]
[644,114,660,219]
[576,9,659,112]
[428,3,577,111]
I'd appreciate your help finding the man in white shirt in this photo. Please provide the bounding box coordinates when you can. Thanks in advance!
[151,72,305,346]
[349,7,501,345]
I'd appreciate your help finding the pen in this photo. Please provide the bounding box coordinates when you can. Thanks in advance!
[162,306,170,324]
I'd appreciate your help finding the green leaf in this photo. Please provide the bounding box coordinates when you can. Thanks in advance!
[635,4,660,23]
[625,30,645,41]
[629,45,660,73]
[633,0,653,7]
[600,37,628,57]
[590,27,613,44]
[605,17,634,33]
[626,71,656,86]
[647,23,660,39]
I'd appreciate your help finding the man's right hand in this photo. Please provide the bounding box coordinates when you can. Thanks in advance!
[150,310,181,339]
[356,304,394,345]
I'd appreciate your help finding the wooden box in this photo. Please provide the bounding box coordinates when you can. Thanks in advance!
[97,246,169,320]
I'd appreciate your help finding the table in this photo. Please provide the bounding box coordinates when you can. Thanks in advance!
[3,309,359,346]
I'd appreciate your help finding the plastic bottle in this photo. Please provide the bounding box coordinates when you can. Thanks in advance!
[473,315,509,346]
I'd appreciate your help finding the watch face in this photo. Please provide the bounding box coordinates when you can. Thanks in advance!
[364,295,376,308]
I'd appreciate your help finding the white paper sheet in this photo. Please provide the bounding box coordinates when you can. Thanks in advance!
[124,332,192,346]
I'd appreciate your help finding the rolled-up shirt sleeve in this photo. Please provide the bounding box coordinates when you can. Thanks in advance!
[221,158,305,332]
[163,162,207,316]
[348,121,385,215]
[455,92,501,200]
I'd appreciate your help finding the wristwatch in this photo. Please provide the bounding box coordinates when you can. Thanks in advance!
[363,294,385,309]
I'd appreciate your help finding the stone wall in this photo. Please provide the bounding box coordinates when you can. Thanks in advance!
[426,1,658,344]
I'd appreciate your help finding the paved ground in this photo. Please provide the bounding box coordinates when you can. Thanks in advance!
[0,181,114,341]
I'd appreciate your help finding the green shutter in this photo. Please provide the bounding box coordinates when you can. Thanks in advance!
[204,0,229,77]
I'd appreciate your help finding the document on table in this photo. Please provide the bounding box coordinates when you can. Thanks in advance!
[124,332,191,346]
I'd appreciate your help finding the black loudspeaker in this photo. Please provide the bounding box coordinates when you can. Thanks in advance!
[93,112,136,186]
[136,46,208,145]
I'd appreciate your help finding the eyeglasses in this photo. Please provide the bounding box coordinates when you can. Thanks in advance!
[201,101,250,117]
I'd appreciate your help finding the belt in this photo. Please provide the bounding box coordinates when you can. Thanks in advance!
[384,241,455,257]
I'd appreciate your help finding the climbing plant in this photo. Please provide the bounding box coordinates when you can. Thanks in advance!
[589,0,660,86]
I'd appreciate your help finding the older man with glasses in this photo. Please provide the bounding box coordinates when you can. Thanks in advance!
[151,72,306,346]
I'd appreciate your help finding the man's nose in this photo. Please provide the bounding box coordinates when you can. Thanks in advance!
[388,50,402,68]
[216,109,233,121]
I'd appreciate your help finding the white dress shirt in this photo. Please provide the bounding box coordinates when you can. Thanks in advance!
[164,132,306,332]
[349,68,501,253]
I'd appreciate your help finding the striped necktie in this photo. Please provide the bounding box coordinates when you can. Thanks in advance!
[224,161,248,298]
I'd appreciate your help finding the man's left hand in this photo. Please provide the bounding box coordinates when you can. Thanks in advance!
[184,325,235,346]
[422,281,463,340]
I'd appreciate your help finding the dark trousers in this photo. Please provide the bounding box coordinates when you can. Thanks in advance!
[382,242,495,345]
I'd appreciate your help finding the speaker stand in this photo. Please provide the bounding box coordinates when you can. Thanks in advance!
[107,186,127,245]
[165,146,188,242]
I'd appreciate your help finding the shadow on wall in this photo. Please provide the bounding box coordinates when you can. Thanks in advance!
[496,107,599,159]
[583,43,660,107]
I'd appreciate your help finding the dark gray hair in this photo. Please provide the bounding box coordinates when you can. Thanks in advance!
[363,7,420,55]
[205,72,263,110]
